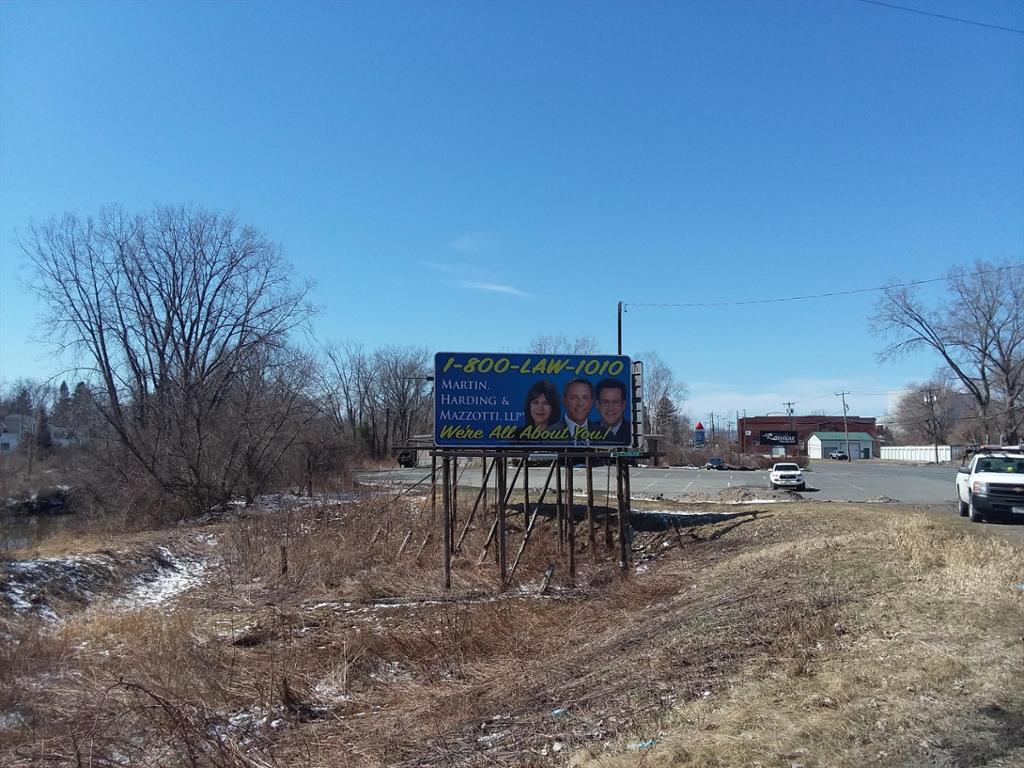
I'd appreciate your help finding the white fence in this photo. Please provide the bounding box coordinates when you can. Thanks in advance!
[880,445,965,462]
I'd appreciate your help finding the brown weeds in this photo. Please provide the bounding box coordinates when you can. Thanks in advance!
[2,497,1022,767]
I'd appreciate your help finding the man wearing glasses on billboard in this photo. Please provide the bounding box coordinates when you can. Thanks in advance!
[596,378,631,445]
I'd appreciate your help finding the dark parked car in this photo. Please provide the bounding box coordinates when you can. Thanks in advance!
[705,457,727,470]
[398,450,417,468]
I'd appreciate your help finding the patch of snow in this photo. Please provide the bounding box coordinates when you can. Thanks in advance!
[369,660,409,682]
[115,547,208,608]
[313,677,351,705]
[0,711,26,730]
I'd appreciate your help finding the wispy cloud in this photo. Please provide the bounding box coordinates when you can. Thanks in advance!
[454,280,532,298]
[420,261,460,274]
[683,377,903,421]
[449,232,494,254]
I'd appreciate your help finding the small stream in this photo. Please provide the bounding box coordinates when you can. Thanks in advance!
[1,514,74,551]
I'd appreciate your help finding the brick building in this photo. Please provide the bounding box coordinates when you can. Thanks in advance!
[737,415,878,457]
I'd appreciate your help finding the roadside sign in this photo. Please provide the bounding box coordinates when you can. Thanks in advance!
[611,449,643,457]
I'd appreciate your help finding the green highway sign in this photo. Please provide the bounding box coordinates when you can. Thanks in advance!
[610,449,643,457]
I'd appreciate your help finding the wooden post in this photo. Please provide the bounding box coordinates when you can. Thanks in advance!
[442,456,452,589]
[586,456,595,553]
[616,458,628,570]
[497,457,507,587]
[566,455,576,585]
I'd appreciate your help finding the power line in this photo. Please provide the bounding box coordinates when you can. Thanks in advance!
[851,0,1024,35]
[624,263,1023,311]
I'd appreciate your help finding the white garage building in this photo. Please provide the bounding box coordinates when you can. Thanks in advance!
[808,431,875,460]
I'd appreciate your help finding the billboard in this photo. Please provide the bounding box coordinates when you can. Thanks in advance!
[760,430,798,446]
[434,352,633,448]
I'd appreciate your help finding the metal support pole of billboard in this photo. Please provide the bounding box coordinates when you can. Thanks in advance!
[566,456,576,585]
[477,458,523,563]
[523,459,530,520]
[624,462,632,519]
[481,458,488,512]
[430,455,437,523]
[450,462,459,551]
[616,458,628,570]
[555,458,564,549]
[508,460,558,579]
[442,456,452,590]
[497,457,507,588]
[454,458,496,553]
[604,463,614,549]
[585,456,595,554]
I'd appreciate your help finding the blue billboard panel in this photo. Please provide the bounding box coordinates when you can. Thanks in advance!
[434,352,633,448]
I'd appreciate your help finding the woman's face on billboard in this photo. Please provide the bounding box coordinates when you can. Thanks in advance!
[530,395,552,427]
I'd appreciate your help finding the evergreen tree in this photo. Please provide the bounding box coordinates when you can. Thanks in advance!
[69,382,94,435]
[53,381,72,425]
[11,386,33,415]
[35,406,53,452]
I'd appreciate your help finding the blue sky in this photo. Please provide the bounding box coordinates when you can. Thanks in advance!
[1,0,1022,424]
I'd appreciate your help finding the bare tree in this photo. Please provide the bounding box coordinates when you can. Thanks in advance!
[320,342,431,459]
[529,333,599,354]
[890,379,962,444]
[23,205,315,514]
[875,261,1024,443]
[321,342,369,448]
[638,351,688,435]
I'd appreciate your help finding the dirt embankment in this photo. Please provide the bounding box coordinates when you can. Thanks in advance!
[1,491,1022,767]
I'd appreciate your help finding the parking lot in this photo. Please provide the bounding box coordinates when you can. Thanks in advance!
[360,459,958,505]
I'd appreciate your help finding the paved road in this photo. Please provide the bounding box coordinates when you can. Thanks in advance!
[359,460,959,504]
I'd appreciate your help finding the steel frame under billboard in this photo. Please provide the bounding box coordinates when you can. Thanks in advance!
[434,352,633,448]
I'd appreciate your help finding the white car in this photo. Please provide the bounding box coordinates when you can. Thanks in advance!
[770,462,806,491]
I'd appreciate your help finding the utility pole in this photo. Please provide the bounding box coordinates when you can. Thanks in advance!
[835,392,851,461]
[784,401,795,457]
[617,301,623,355]
[925,389,940,464]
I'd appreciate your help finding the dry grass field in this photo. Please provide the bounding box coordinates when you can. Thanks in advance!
[1,490,1022,767]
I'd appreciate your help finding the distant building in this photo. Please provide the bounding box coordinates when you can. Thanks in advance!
[0,414,81,452]
[808,431,875,460]
[737,415,877,458]
[0,414,31,453]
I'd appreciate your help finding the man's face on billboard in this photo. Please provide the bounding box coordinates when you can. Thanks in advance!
[563,382,593,424]
[597,386,625,427]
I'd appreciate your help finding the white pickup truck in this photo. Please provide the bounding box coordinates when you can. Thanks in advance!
[954,447,1024,523]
